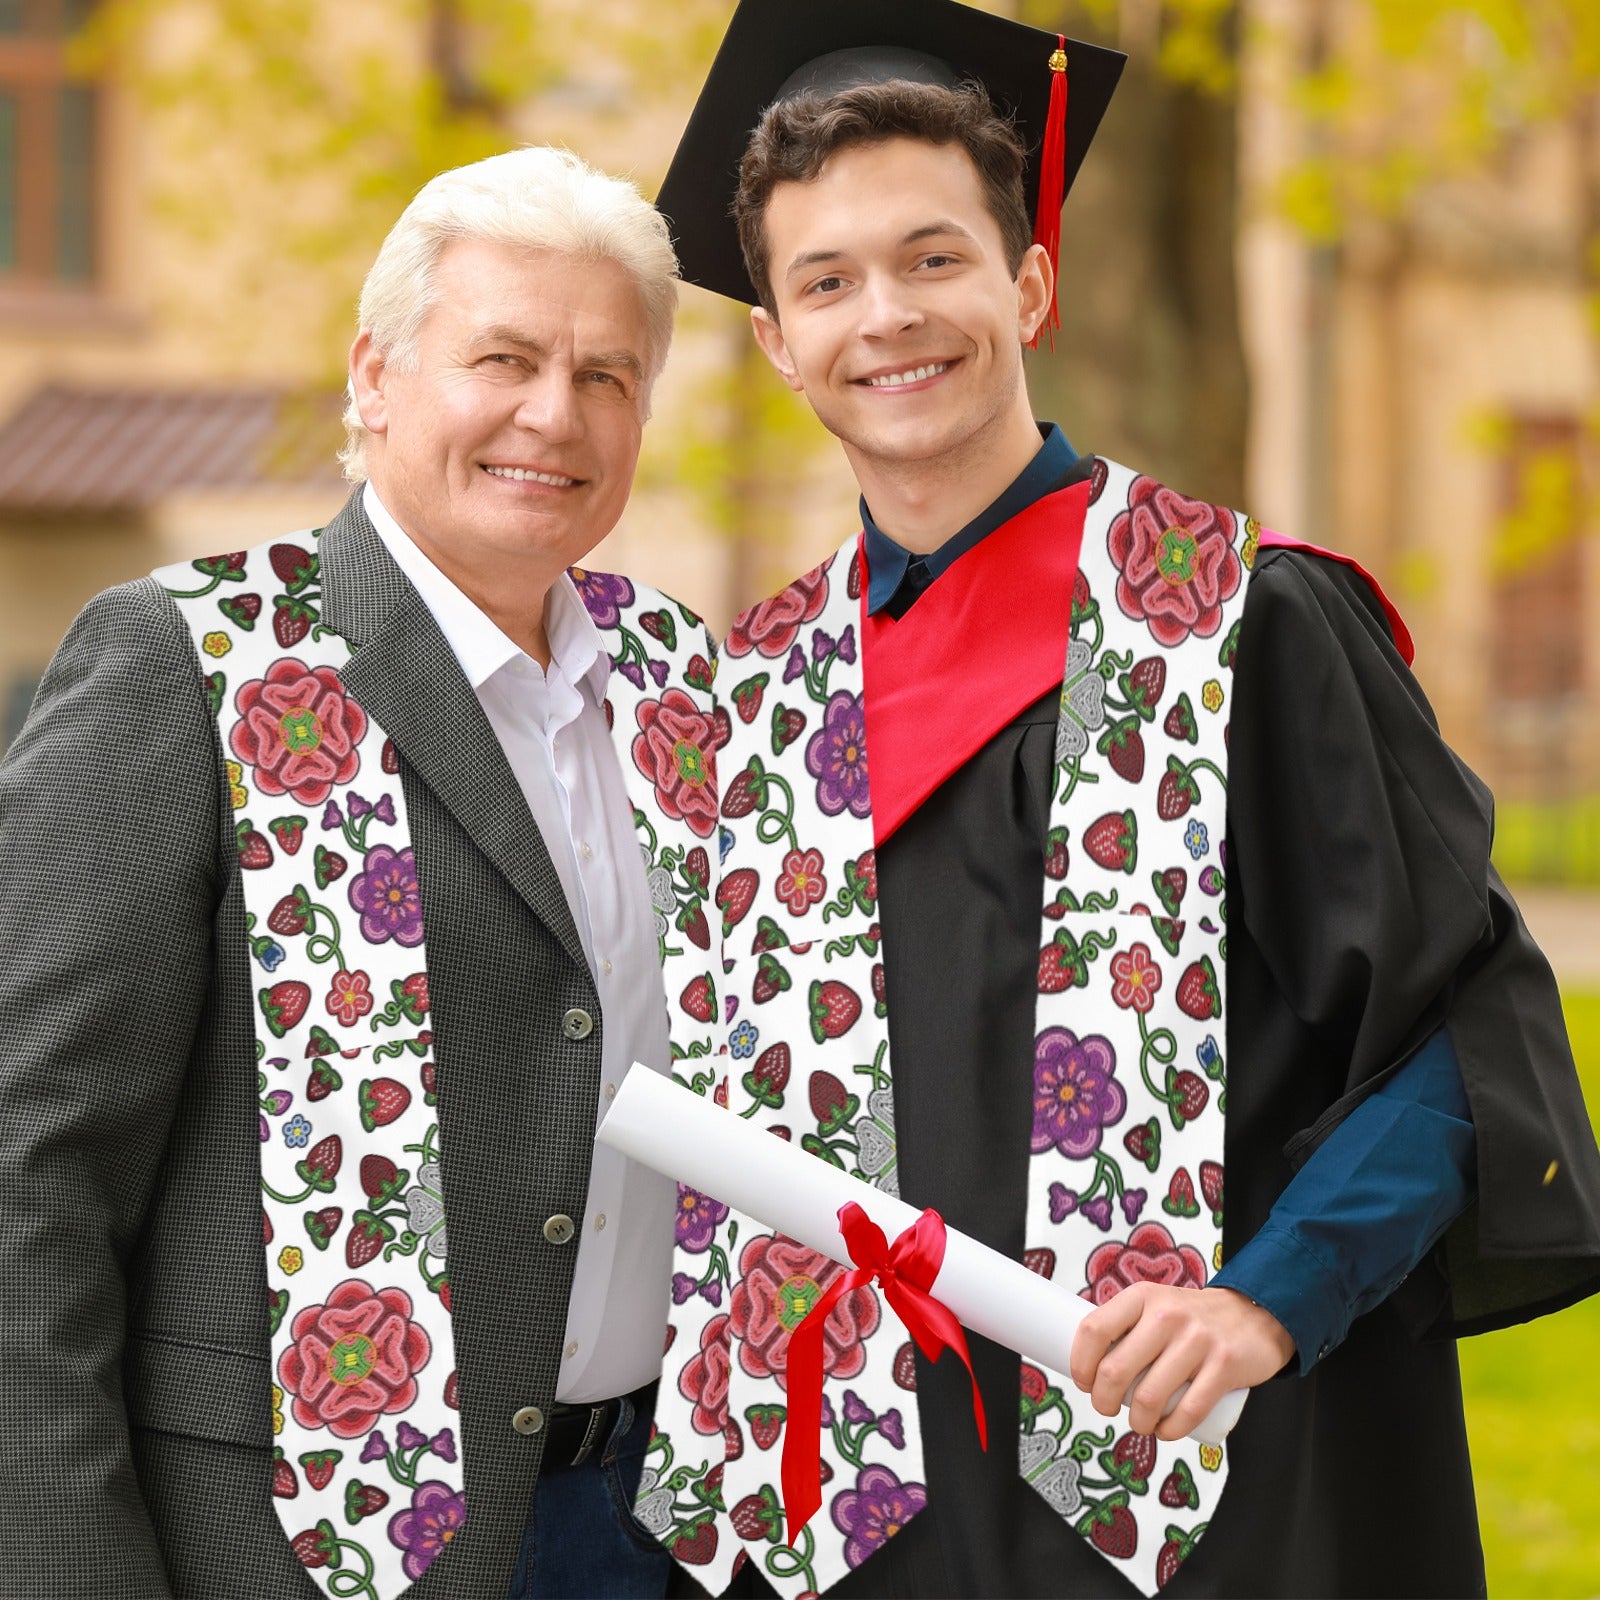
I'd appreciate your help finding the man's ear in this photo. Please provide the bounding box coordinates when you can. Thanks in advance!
[751,305,804,393]
[1015,243,1055,346]
[349,330,390,436]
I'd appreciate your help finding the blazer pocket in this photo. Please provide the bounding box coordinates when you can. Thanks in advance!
[125,1329,274,1451]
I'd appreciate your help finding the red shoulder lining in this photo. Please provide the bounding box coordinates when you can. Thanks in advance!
[1255,531,1414,666]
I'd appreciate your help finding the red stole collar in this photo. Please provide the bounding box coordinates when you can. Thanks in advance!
[860,480,1090,846]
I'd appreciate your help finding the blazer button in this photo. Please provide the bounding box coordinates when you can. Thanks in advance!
[543,1214,576,1246]
[512,1405,545,1436]
[561,1007,594,1041]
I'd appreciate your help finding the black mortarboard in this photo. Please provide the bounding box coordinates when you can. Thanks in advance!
[657,0,1126,326]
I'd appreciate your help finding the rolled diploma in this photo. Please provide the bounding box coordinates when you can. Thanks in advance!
[600,1066,1245,1446]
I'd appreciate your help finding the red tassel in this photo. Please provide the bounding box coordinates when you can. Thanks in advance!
[1029,36,1069,351]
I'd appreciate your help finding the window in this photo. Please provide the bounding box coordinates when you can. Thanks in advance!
[0,0,97,284]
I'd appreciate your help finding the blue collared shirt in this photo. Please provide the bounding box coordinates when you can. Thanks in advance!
[862,422,1478,1370]
[863,423,1079,617]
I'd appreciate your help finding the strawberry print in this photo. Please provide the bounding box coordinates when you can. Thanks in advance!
[1100,722,1146,784]
[1159,1460,1199,1509]
[261,981,311,1038]
[1164,693,1198,744]
[237,822,274,870]
[359,1078,411,1131]
[1114,1431,1157,1488]
[731,674,768,724]
[1156,757,1202,822]
[808,979,862,1042]
[220,592,263,630]
[1083,810,1137,873]
[299,1450,342,1492]
[746,1405,785,1451]
[1124,657,1167,715]
[1199,1161,1224,1221]
[681,975,716,1025]
[1089,1503,1139,1561]
[273,1450,299,1498]
[270,816,307,855]
[717,868,758,933]
[1162,1168,1202,1220]
[1176,956,1222,1020]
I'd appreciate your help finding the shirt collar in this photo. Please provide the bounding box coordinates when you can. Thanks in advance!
[861,422,1077,616]
[362,481,608,700]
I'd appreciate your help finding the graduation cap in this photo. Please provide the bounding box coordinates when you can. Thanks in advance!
[657,0,1126,340]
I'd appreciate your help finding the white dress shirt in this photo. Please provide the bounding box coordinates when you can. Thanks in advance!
[364,483,674,1403]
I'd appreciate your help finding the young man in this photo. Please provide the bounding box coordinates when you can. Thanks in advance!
[0,148,725,1599]
[640,3,1600,1597]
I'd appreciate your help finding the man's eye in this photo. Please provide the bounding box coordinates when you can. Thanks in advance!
[586,371,623,387]
[918,254,956,270]
[486,352,519,365]
[811,276,844,295]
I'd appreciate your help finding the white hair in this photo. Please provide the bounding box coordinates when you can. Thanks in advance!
[339,145,679,482]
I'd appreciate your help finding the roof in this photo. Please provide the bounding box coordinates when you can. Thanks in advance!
[0,385,347,513]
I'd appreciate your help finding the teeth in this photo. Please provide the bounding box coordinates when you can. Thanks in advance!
[484,465,577,486]
[864,363,948,388]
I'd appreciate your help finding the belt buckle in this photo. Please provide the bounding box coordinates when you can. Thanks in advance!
[569,1401,607,1467]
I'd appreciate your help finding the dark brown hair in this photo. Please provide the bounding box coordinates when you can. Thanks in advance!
[735,79,1032,315]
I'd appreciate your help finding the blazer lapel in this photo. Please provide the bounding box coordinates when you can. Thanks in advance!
[317,492,589,973]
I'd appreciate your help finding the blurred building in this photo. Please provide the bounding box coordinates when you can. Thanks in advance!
[1238,0,1600,874]
[3,0,1597,877]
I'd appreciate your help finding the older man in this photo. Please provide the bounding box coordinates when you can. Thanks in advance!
[0,147,724,1600]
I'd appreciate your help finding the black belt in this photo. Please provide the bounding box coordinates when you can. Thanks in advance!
[544,1379,658,1469]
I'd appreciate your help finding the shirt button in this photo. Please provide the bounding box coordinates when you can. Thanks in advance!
[581,841,594,859]
[543,1214,576,1246]
[602,959,613,976]
[594,1213,607,1232]
[561,1008,593,1041]
[603,1083,617,1102]
[511,1405,545,1436]
[564,1340,579,1361]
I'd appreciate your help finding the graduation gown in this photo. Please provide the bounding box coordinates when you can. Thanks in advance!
[702,511,1600,1600]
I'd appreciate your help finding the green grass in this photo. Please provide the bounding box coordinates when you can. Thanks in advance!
[1459,991,1600,1596]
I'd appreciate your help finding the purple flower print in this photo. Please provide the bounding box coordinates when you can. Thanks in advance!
[1048,1183,1078,1223]
[322,800,343,831]
[842,1390,875,1426]
[361,1431,388,1463]
[1030,1028,1126,1160]
[836,625,857,665]
[429,1428,457,1463]
[806,691,871,819]
[263,1088,293,1116]
[1081,1196,1114,1232]
[395,1421,428,1452]
[388,1479,467,1582]
[671,1272,697,1305]
[648,658,671,688]
[812,630,836,663]
[819,1391,836,1429]
[348,793,372,820]
[831,1463,928,1569]
[374,793,397,826]
[784,644,806,684]
[616,659,646,691]
[1122,1189,1148,1225]
[701,1278,723,1309]
[570,568,635,629]
[349,844,424,948]
[878,1408,906,1449]
[675,1185,730,1253]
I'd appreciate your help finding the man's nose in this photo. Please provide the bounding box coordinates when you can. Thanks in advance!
[856,273,924,341]
[514,370,583,442]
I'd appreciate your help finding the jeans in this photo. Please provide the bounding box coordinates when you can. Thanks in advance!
[509,1391,671,1599]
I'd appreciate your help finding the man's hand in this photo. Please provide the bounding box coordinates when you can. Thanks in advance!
[1069,1285,1296,1440]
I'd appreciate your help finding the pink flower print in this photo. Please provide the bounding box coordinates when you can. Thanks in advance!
[1110,943,1162,1013]
[276,1280,432,1439]
[230,659,366,806]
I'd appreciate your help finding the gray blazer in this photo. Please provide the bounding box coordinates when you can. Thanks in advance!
[0,495,626,1597]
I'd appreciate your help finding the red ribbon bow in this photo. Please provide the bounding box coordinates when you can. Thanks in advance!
[781,1202,988,1546]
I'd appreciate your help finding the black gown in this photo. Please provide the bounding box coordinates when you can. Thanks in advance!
[699,537,1600,1600]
